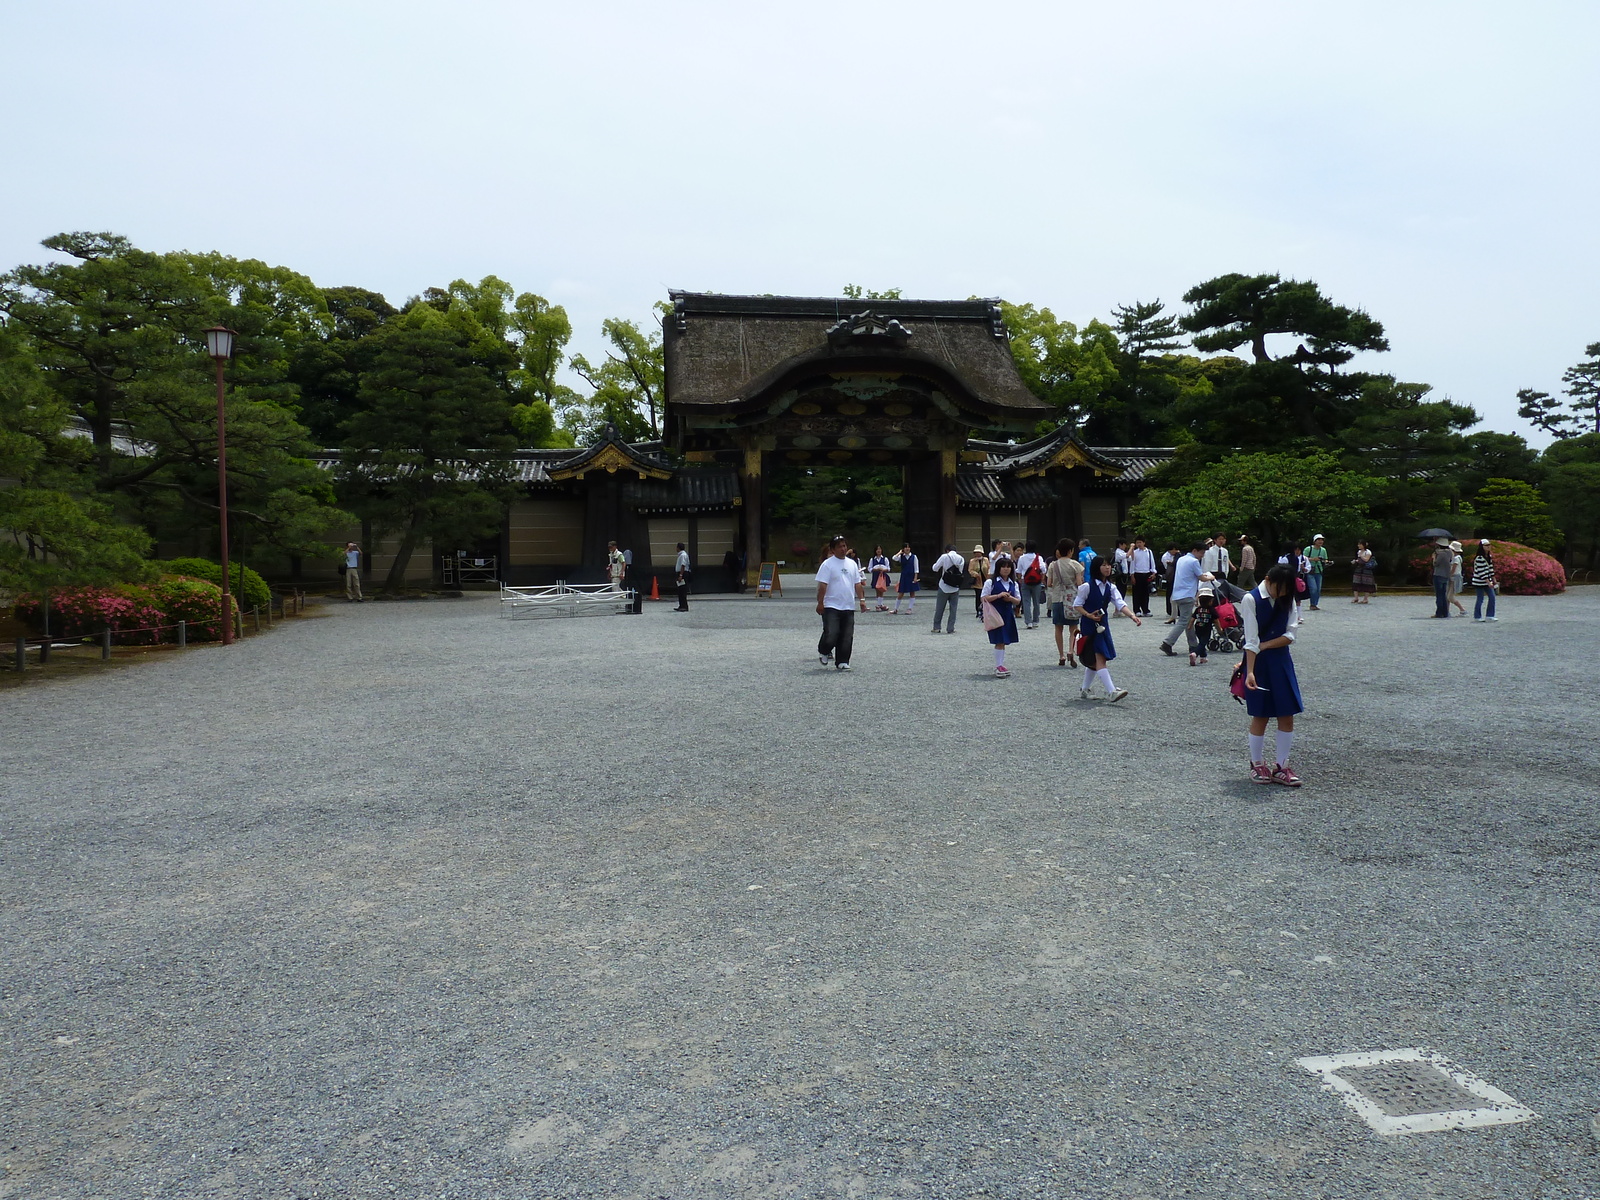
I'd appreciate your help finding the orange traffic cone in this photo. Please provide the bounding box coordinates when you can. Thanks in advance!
[649,575,660,602]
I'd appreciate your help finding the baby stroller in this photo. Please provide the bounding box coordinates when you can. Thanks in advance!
[1197,578,1246,656]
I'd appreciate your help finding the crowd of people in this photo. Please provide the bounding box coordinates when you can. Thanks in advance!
[811,528,1503,790]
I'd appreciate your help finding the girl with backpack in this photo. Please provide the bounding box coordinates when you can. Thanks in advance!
[1073,556,1141,702]
[981,556,1023,677]
[1015,540,1047,629]
[1243,563,1304,787]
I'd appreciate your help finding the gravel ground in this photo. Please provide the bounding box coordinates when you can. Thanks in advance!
[3,588,1598,1199]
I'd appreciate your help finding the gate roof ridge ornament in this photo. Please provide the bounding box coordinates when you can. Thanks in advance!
[825,311,913,349]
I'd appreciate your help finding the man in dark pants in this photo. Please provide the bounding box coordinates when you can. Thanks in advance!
[673,542,691,611]
[814,535,857,671]
[1431,537,1453,617]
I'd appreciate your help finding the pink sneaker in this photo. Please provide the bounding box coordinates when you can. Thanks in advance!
[1189,652,1197,666]
[1271,764,1303,787]
[1249,761,1274,784]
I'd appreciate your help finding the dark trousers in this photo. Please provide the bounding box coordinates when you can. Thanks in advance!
[818,607,855,665]
[1433,577,1450,617]
[675,580,690,610]
[1132,573,1154,614]
[974,588,985,617]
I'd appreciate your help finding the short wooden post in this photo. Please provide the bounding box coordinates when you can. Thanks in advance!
[13,637,23,672]
[101,629,112,660]
[177,620,187,648]
[39,639,49,665]
[252,605,261,633]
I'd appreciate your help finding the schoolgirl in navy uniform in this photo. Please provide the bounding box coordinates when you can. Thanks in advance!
[1073,555,1141,702]
[1243,562,1304,786]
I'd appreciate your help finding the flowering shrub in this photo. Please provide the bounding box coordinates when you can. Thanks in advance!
[1408,540,1566,595]
[13,585,167,643]
[154,558,271,612]
[147,575,229,641]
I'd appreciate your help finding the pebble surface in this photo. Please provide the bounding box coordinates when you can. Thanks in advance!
[3,590,1597,1198]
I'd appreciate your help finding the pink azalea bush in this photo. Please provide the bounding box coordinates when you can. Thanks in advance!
[1408,540,1566,595]
[15,574,231,642]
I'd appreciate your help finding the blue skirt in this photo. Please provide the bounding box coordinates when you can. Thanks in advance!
[1245,646,1304,718]
[987,603,1018,645]
[1078,619,1116,662]
[898,567,919,594]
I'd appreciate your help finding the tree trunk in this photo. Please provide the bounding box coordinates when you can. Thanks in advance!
[1251,333,1271,364]
[383,508,427,593]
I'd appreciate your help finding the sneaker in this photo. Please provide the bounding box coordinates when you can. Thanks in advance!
[1107,688,1129,704]
[819,654,832,667]
[1197,657,1208,665]
[1249,761,1275,784]
[1189,651,1197,666]
[1160,643,1175,657]
[836,662,852,671]
[1271,764,1302,787]
[995,666,1010,677]
[1473,617,1484,622]
[1079,687,1092,700]
[1488,616,1500,622]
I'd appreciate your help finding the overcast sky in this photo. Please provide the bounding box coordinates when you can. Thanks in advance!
[4,1,1595,444]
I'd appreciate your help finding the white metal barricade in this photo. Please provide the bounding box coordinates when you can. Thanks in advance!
[499,582,634,619]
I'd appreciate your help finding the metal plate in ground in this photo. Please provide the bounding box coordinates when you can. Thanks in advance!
[1294,1048,1539,1136]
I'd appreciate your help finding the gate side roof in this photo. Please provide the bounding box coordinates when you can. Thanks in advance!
[664,292,1049,418]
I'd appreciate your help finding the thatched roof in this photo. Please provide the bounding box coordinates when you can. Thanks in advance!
[663,293,1049,424]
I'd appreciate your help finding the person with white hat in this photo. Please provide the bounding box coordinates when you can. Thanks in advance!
[1446,540,1468,616]
[1302,534,1329,610]
[969,543,991,619]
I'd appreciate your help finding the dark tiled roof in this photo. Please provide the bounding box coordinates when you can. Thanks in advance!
[664,292,1049,422]
[624,469,741,513]
[1082,447,1175,485]
[955,472,1060,509]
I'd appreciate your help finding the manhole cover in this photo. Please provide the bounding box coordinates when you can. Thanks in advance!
[1333,1061,1481,1116]
[1294,1048,1538,1136]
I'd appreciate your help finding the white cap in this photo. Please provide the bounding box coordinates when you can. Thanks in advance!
[1480,538,1491,545]
[1312,533,1324,540]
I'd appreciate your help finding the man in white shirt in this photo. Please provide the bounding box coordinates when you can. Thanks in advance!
[1127,537,1157,616]
[1201,532,1232,580]
[930,543,966,634]
[814,535,858,671]
[672,542,691,611]
[1014,540,1047,629]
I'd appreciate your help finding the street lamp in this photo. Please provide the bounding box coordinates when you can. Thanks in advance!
[203,325,237,645]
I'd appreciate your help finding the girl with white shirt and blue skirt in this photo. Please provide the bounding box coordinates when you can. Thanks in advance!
[1243,562,1304,786]
[1074,556,1141,702]
[982,557,1023,677]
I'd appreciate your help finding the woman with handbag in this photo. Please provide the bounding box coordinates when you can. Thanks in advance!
[981,556,1023,677]
[1046,538,1084,668]
[1350,541,1377,603]
[1073,556,1141,702]
[1242,563,1304,786]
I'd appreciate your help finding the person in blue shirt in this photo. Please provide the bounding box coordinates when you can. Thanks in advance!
[1159,541,1206,658]
[1076,538,1095,570]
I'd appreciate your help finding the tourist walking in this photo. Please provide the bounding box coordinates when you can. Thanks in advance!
[1075,556,1140,702]
[1470,539,1499,621]
[969,543,991,619]
[1128,537,1157,616]
[1159,542,1205,657]
[1160,543,1179,620]
[1076,538,1096,571]
[1016,540,1046,628]
[1430,537,1453,617]
[890,543,920,614]
[1236,535,1257,592]
[1112,539,1131,594]
[931,543,966,633]
[1243,563,1304,786]
[867,546,892,610]
[1350,541,1377,603]
[1447,540,1468,616]
[981,556,1023,677]
[815,536,858,671]
[1187,580,1219,666]
[1302,534,1328,610]
[606,540,628,591]
[1047,537,1084,667]
[672,542,691,610]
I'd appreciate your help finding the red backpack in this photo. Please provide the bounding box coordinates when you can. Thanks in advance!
[1023,555,1044,585]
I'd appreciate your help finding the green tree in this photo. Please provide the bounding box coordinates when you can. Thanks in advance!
[1560,342,1600,435]
[1000,301,1120,434]
[288,286,397,444]
[1516,388,1576,440]
[842,285,903,300]
[1128,450,1380,554]
[1082,300,1190,444]
[568,308,668,441]
[0,325,152,592]
[339,306,518,591]
[1472,478,1562,554]
[1541,433,1600,566]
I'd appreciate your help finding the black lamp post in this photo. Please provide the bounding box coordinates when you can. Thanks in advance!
[203,325,237,645]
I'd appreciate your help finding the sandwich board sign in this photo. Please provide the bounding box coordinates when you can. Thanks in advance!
[756,562,782,596]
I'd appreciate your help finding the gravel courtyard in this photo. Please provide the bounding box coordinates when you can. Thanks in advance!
[3,588,1598,1199]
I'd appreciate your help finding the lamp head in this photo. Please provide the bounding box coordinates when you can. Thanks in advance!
[203,325,237,360]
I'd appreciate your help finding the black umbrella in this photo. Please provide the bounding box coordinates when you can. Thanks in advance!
[1416,527,1452,540]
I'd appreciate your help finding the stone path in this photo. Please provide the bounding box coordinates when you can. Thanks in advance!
[3,590,1597,1197]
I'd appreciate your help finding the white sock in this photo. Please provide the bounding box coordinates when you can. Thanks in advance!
[995,646,1006,668]
[1096,668,1115,693]
[906,598,915,612]
[1082,667,1096,689]
[1249,733,1266,763]
[1275,730,1294,767]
